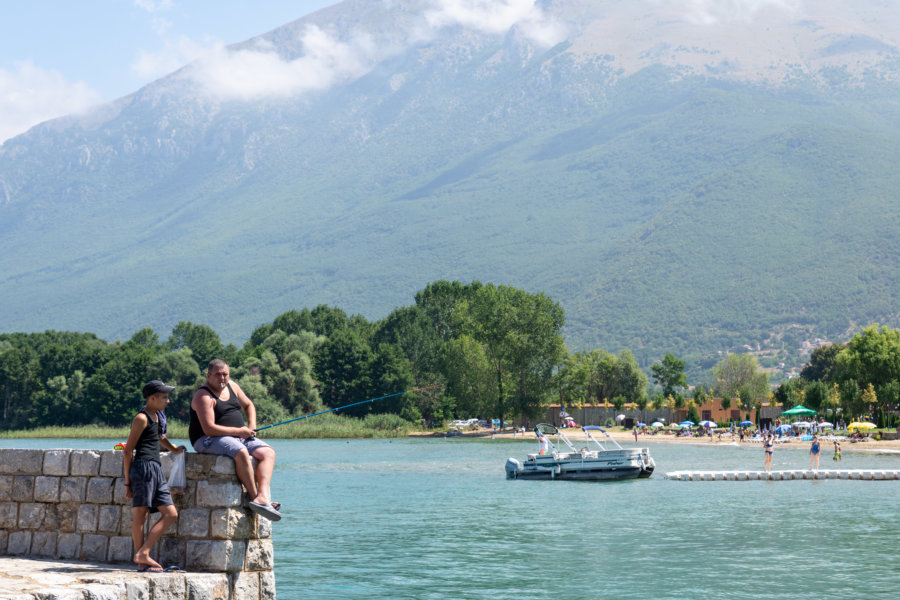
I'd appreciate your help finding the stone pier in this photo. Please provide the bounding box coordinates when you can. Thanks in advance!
[0,448,275,600]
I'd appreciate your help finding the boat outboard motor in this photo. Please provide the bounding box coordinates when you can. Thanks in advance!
[505,458,522,479]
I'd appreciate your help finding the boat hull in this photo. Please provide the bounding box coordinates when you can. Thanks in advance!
[506,450,655,481]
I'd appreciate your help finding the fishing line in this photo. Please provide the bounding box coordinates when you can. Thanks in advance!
[253,384,443,433]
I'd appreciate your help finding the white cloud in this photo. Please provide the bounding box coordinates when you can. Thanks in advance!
[134,0,174,12]
[182,27,380,101]
[178,0,565,102]
[425,0,565,46]
[132,35,213,81]
[660,0,801,25]
[0,61,103,143]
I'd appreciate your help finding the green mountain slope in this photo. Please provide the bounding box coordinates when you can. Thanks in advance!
[2,0,900,370]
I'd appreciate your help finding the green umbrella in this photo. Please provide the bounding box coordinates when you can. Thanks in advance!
[782,405,816,416]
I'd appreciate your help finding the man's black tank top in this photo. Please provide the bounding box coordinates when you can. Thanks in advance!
[133,410,161,464]
[189,383,244,445]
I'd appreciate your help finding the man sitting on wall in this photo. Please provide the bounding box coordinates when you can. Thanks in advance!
[189,359,281,521]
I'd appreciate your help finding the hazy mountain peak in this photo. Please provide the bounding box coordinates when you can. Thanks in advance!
[562,0,900,84]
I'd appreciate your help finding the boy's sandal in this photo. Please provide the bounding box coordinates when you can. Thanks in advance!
[137,565,164,573]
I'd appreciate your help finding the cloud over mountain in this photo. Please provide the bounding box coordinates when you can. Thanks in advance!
[0,61,103,143]
[181,0,564,101]
[661,0,800,25]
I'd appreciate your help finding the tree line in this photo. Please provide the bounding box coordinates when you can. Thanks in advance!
[0,281,566,430]
[1,279,898,431]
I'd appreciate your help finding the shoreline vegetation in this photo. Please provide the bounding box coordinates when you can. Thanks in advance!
[0,413,417,440]
[4,419,900,452]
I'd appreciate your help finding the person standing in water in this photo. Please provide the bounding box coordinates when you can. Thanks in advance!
[810,435,821,470]
[763,434,774,472]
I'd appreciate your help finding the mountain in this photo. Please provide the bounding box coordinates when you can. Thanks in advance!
[3,0,900,369]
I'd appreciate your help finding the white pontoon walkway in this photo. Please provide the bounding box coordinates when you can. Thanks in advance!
[664,469,900,481]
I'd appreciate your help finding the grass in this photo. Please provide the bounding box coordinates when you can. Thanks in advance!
[0,414,419,440]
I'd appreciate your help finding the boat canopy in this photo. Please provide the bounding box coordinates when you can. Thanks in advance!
[582,425,606,433]
[535,423,559,437]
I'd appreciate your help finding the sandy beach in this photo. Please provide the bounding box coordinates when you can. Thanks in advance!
[413,427,900,453]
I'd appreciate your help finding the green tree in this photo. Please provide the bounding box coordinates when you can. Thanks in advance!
[773,378,801,410]
[835,325,900,388]
[83,341,155,425]
[860,383,878,419]
[0,346,41,428]
[129,327,160,351]
[800,343,843,382]
[31,371,86,427]
[315,327,375,414]
[804,381,829,412]
[443,334,493,419]
[146,349,202,421]
[454,284,566,428]
[415,280,483,341]
[166,322,224,367]
[374,306,449,424]
[712,354,768,400]
[652,353,687,398]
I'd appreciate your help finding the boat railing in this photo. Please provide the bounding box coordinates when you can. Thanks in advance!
[582,425,625,451]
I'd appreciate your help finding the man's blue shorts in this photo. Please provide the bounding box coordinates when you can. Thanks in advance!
[130,460,173,512]
[192,434,272,459]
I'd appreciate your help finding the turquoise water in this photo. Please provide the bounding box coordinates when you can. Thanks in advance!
[5,438,900,598]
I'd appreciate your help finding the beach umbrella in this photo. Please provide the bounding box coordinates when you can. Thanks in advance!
[739,420,753,426]
[680,420,695,426]
[848,422,876,430]
[793,421,813,428]
[636,422,647,427]
[615,414,626,422]
[775,424,793,433]
[699,420,716,428]
[650,422,664,428]
[782,405,816,416]
[818,422,834,428]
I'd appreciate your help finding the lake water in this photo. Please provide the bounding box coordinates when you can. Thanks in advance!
[5,437,899,599]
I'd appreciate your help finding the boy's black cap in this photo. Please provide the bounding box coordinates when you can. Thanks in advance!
[142,380,175,398]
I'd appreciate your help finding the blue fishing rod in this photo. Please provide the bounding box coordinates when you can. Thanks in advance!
[253,384,443,433]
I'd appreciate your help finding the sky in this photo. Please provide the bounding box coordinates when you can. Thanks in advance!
[0,0,573,144]
[0,0,335,143]
[0,0,801,144]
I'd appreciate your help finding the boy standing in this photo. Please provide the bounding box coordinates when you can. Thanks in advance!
[123,380,186,572]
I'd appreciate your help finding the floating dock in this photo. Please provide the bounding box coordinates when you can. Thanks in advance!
[664,469,900,481]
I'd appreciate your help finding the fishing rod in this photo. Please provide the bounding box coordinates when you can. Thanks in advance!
[253,384,443,433]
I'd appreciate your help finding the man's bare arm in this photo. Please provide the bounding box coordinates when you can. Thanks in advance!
[191,390,253,438]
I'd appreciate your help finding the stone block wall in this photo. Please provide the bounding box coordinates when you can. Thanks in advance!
[0,448,274,599]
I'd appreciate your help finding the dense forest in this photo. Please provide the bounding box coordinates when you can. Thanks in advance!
[0,281,568,430]
[2,281,898,431]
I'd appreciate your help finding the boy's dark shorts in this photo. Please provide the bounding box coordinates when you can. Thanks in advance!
[130,460,173,513]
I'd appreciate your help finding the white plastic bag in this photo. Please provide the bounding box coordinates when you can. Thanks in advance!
[168,451,186,494]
